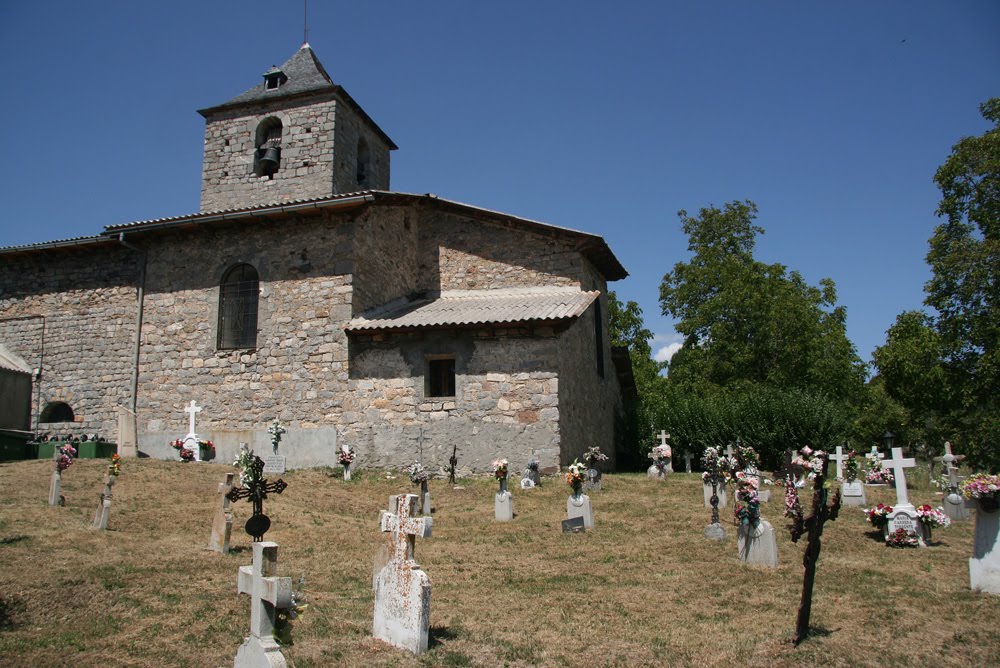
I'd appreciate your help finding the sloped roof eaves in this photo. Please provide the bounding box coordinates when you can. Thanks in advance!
[345,290,599,333]
[0,234,114,255]
[0,345,31,374]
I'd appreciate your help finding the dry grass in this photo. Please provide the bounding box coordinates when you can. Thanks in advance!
[0,458,997,668]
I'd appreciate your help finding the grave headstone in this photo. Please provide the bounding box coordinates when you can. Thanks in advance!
[373,494,433,655]
[234,541,292,668]
[48,449,63,507]
[832,446,846,481]
[683,451,693,473]
[209,472,236,553]
[262,455,286,475]
[420,479,431,515]
[737,519,779,567]
[657,430,673,473]
[183,400,203,462]
[566,490,594,530]
[526,450,542,486]
[941,453,971,521]
[703,482,728,508]
[841,479,867,506]
[884,447,924,546]
[92,474,116,530]
[968,497,1000,594]
[495,477,513,522]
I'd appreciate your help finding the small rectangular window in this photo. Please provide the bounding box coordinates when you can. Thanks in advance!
[426,357,456,398]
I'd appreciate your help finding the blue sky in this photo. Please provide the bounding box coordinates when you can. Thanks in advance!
[1,2,997,368]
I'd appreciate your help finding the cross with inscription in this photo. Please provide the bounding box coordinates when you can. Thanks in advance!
[884,447,917,507]
[227,455,288,541]
[234,541,292,666]
[381,493,433,564]
[183,400,203,462]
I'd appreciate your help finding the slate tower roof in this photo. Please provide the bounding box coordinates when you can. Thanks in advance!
[212,44,337,109]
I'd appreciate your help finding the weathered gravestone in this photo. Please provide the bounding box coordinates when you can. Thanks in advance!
[234,541,293,668]
[373,494,433,655]
[567,489,594,530]
[92,474,116,530]
[832,445,846,481]
[495,476,513,522]
[48,448,65,507]
[683,451,693,473]
[884,447,924,546]
[737,519,779,567]
[968,496,1000,594]
[703,482,727,508]
[942,453,971,522]
[209,472,236,553]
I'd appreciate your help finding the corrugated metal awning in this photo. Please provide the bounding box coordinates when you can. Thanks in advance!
[346,288,599,333]
[0,344,31,374]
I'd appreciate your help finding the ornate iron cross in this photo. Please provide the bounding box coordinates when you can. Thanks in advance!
[227,455,288,541]
[788,451,841,645]
[448,444,458,485]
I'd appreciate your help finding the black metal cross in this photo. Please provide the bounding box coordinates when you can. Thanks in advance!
[448,444,458,485]
[787,451,841,645]
[227,455,288,541]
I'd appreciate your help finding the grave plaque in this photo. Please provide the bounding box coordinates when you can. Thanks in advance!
[263,455,286,475]
[562,517,586,533]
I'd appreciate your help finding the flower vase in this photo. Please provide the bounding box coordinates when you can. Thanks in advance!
[571,481,582,499]
[343,463,351,481]
[980,496,1000,514]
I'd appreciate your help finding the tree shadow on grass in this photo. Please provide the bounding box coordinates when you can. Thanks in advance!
[865,530,887,543]
[793,625,837,645]
[228,545,250,555]
[429,624,457,648]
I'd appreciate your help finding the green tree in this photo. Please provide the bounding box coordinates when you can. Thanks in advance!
[659,200,866,402]
[925,98,999,470]
[607,291,667,466]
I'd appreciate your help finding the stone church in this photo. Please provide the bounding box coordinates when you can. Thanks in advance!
[0,44,632,473]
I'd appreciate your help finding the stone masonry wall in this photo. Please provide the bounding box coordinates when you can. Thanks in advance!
[344,327,562,474]
[0,245,139,437]
[135,211,355,466]
[351,206,419,314]
[200,93,391,212]
[417,210,585,293]
[556,265,621,468]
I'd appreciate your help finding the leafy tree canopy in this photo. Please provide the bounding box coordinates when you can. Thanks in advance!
[659,200,866,403]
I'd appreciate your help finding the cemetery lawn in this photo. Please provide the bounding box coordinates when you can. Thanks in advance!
[1,459,998,668]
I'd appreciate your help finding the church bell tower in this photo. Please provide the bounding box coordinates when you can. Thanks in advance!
[197,44,396,212]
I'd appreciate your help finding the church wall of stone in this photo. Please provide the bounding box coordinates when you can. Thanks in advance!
[343,327,562,474]
[417,210,586,292]
[134,214,356,464]
[200,96,340,211]
[329,98,392,194]
[351,207,419,314]
[555,267,621,468]
[0,246,139,437]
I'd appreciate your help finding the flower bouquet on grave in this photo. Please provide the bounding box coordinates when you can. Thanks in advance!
[171,438,195,462]
[700,446,732,484]
[492,458,509,481]
[915,504,950,542]
[197,439,215,460]
[733,472,761,527]
[233,444,256,486]
[960,473,1000,512]
[865,453,894,485]
[583,447,608,485]
[783,474,804,536]
[843,450,860,483]
[274,576,308,647]
[863,503,893,530]
[885,527,920,548]
[648,442,672,473]
[408,462,429,485]
[268,420,286,452]
[56,444,77,472]
[107,453,122,477]
[565,459,586,496]
[338,446,355,467]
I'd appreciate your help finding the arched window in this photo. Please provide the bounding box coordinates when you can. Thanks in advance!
[40,401,74,423]
[356,137,370,186]
[218,264,260,350]
[253,118,283,178]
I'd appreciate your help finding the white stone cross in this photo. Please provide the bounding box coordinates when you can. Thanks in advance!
[867,445,884,461]
[381,494,433,563]
[184,400,202,435]
[235,541,292,667]
[183,400,203,462]
[832,446,846,480]
[683,451,693,473]
[934,441,965,470]
[724,443,735,458]
[884,447,917,507]
[658,430,670,447]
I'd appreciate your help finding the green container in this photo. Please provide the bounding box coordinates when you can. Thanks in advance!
[0,431,36,461]
[36,441,117,460]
